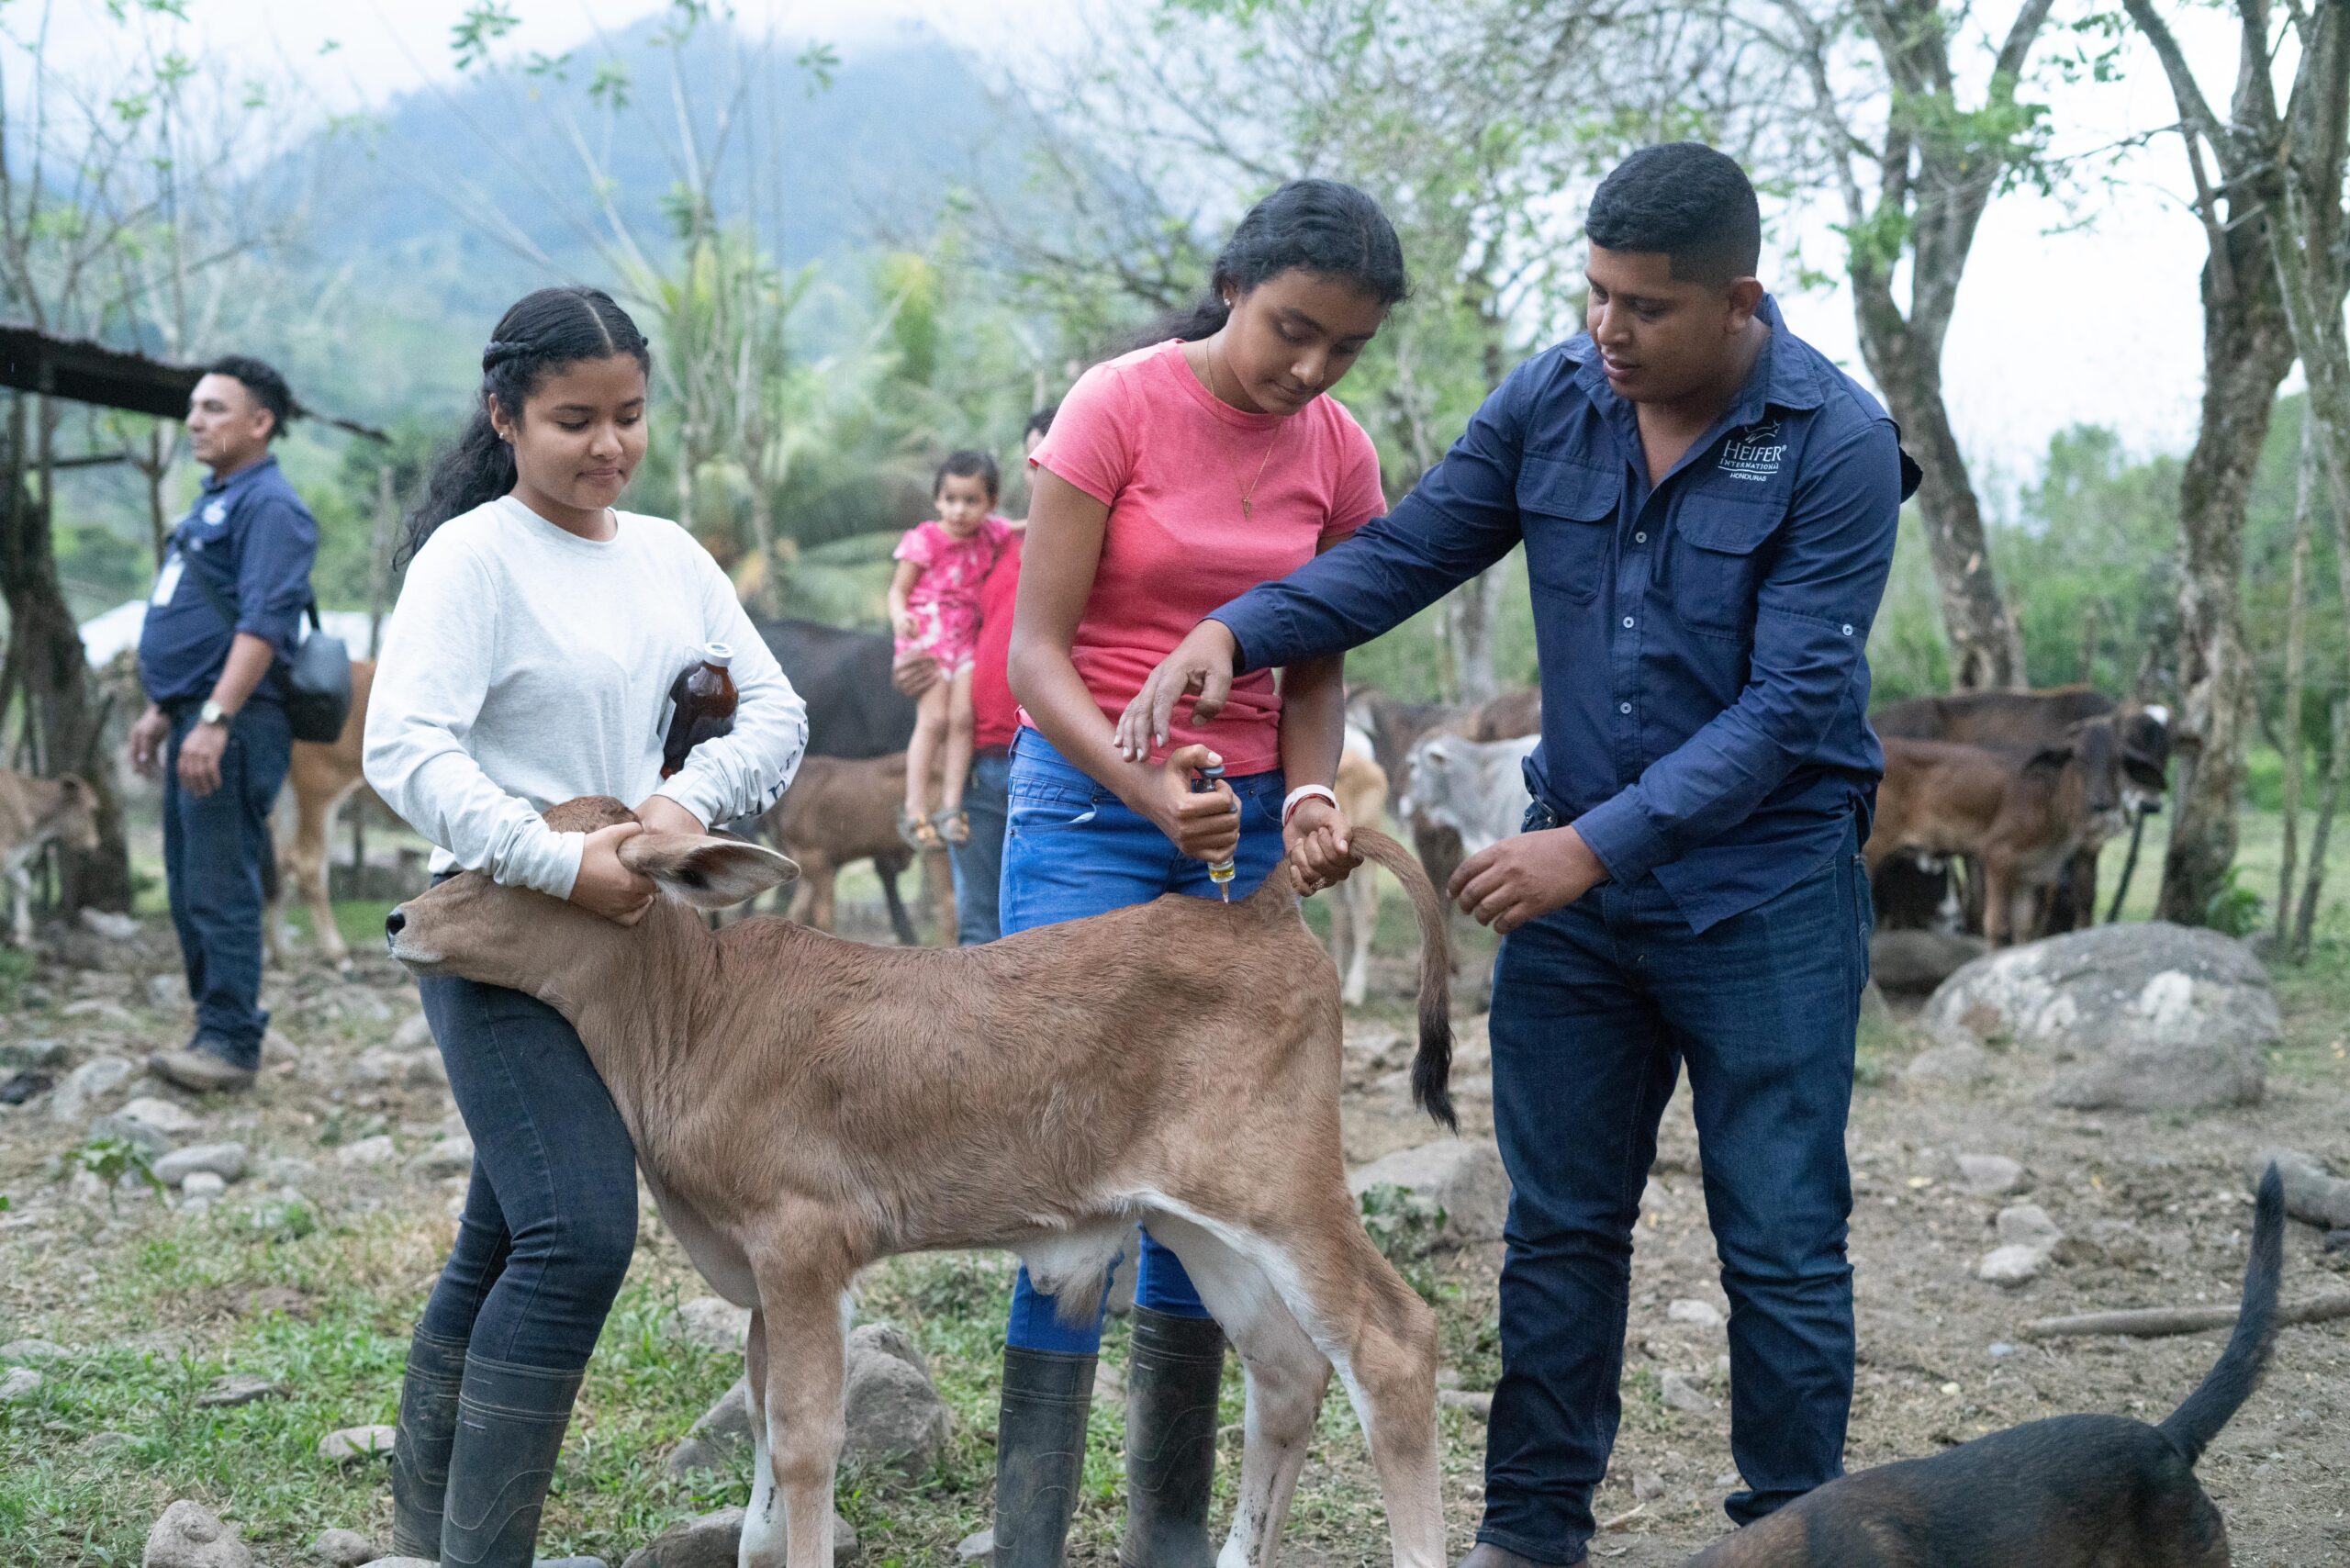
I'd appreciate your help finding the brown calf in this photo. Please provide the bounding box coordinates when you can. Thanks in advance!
[1327,737,1390,1006]
[755,752,955,945]
[385,797,1454,1568]
[0,769,102,946]
[265,657,377,971]
[1866,721,2128,946]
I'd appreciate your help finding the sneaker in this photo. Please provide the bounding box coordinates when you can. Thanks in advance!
[148,1041,257,1094]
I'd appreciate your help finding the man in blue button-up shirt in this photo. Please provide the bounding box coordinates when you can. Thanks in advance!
[128,356,318,1094]
[1127,146,1915,1566]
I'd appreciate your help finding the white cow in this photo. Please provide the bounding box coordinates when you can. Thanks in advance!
[1400,733,1539,861]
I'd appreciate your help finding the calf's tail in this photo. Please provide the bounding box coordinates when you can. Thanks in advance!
[2158,1161,2285,1465]
[1351,827,1455,1131]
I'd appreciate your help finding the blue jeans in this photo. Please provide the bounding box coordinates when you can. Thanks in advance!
[951,748,1013,946]
[414,937,639,1372]
[162,701,292,1067]
[998,728,1288,1354]
[1479,808,1870,1561]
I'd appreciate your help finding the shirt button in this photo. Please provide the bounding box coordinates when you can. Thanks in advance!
[1619,701,1633,715]
[1622,616,1635,629]
[1634,531,1648,543]
[1841,623,1855,636]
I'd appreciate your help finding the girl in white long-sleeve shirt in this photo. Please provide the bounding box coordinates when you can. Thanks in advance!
[362,286,806,1566]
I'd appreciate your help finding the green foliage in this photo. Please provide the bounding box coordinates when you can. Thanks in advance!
[61,1137,162,1209]
[2204,866,2267,939]
[1357,1182,1450,1304]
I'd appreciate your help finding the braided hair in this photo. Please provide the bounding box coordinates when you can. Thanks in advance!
[401,286,653,566]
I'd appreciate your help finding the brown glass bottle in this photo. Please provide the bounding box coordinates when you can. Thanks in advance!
[660,643,739,778]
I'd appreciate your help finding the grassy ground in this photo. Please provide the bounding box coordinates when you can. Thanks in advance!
[6,806,2343,1564]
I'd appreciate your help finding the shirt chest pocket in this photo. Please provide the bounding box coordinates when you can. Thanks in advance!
[1670,496,1782,640]
[1518,456,1623,604]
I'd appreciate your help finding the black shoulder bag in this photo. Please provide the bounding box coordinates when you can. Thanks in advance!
[181,551,353,745]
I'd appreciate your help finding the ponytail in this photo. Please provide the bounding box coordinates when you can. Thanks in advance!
[1140,178,1410,347]
[401,286,653,566]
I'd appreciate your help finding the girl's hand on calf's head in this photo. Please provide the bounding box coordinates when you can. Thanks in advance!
[572,822,657,926]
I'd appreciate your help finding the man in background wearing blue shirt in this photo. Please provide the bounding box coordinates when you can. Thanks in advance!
[129,356,319,1094]
[1126,145,1916,1566]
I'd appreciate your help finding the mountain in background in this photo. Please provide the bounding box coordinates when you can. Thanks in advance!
[264,17,1037,425]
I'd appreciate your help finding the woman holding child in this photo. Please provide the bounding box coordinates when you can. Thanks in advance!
[992,178,1407,1568]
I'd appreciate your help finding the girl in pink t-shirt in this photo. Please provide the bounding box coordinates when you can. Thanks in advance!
[889,450,1012,848]
[988,178,1408,1568]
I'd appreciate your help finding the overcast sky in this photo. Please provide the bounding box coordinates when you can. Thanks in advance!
[24,0,2265,504]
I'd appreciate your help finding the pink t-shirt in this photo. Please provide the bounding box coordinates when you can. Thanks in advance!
[1027,340,1386,775]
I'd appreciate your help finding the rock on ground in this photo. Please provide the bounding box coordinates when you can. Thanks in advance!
[154,1143,249,1186]
[334,1136,399,1170]
[405,1136,474,1180]
[1902,1040,1993,1087]
[1438,1389,1494,1418]
[1978,1245,2046,1286]
[669,1296,751,1351]
[664,1375,755,1477]
[1346,1137,1512,1245]
[1,1338,66,1363]
[1871,931,1988,994]
[1995,1204,2064,1252]
[118,1095,204,1136]
[88,1112,173,1156]
[1953,1154,2026,1197]
[2,1367,43,1401]
[1658,1370,1714,1414]
[1918,922,2273,1109]
[391,1013,434,1051]
[142,1499,252,1568]
[308,1529,377,1567]
[181,1171,227,1200]
[50,1055,135,1123]
[953,1529,993,1563]
[842,1327,950,1476]
[1665,1298,1725,1329]
[2249,1147,2350,1229]
[620,1506,857,1567]
[318,1425,396,1463]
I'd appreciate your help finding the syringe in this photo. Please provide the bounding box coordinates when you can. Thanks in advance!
[1191,761,1237,901]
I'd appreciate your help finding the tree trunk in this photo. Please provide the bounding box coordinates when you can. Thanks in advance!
[0,394,133,913]
[1447,561,1506,706]
[2277,411,2315,936]
[1852,308,2026,690]
[2291,700,2347,962]
[2155,224,2296,924]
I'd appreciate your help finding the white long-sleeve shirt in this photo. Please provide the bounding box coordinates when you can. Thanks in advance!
[364,495,808,898]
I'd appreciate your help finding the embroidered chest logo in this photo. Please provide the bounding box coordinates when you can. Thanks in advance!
[203,499,229,525]
[1718,420,1786,483]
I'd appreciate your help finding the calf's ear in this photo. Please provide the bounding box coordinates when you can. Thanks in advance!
[621,832,800,909]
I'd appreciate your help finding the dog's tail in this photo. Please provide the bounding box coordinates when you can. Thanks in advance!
[1351,827,1455,1131]
[2157,1160,2285,1465]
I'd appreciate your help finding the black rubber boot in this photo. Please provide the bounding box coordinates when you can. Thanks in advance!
[440,1353,585,1568]
[388,1327,470,1557]
[1119,1307,1225,1568]
[991,1346,1098,1568]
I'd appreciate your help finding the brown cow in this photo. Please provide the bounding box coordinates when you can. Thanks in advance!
[756,753,955,944]
[1870,688,2169,933]
[266,657,377,970]
[1866,720,2129,946]
[0,770,102,946]
[385,801,1454,1568]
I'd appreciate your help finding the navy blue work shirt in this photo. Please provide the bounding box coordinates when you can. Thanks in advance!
[139,454,320,707]
[1214,295,1916,933]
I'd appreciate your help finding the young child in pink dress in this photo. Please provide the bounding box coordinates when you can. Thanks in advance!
[890,450,1013,848]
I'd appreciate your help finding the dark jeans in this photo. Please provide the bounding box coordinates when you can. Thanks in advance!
[951,748,1013,946]
[415,957,639,1372]
[162,701,292,1068]
[1479,810,1870,1562]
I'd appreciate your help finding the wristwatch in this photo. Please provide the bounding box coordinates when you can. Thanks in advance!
[197,700,231,727]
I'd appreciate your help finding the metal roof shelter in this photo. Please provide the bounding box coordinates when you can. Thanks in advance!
[0,321,386,439]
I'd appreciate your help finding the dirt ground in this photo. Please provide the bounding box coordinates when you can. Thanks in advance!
[1,905,2346,1565]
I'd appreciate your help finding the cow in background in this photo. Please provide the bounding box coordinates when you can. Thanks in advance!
[1868,686,2170,933]
[0,770,102,946]
[1349,686,1541,896]
[754,617,918,759]
[1867,718,2132,946]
